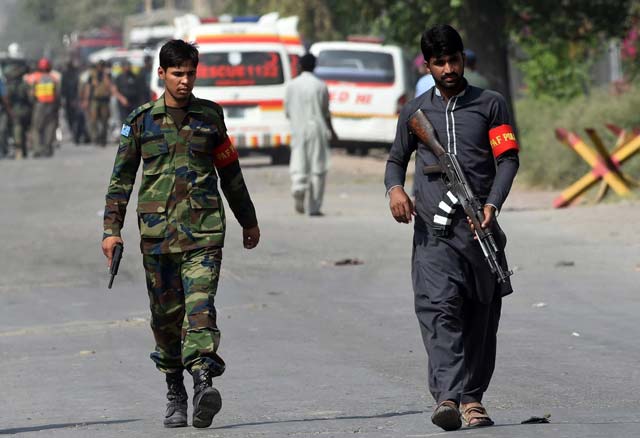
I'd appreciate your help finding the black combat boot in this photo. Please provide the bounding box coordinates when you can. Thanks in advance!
[191,368,222,428]
[164,372,188,428]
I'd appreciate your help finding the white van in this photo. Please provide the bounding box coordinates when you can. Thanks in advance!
[150,13,304,164]
[309,40,416,155]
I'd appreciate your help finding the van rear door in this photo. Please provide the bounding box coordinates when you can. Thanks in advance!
[311,42,409,147]
[193,44,293,150]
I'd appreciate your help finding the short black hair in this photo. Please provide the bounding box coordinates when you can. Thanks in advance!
[300,53,316,72]
[420,25,464,62]
[159,39,199,70]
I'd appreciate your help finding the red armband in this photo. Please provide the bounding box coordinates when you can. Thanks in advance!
[489,124,519,158]
[213,135,239,168]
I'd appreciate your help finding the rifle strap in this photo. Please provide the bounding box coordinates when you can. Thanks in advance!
[433,190,459,232]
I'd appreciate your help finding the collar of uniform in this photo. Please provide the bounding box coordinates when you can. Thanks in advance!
[433,79,469,99]
[150,94,204,116]
[150,95,167,116]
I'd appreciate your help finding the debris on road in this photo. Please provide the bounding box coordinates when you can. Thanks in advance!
[521,414,551,424]
[532,302,548,308]
[555,260,575,267]
[572,332,581,337]
[333,258,364,266]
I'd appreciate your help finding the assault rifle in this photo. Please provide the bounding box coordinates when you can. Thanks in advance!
[108,243,123,289]
[408,109,513,283]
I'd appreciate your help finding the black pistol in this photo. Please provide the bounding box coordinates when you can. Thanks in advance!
[108,243,123,289]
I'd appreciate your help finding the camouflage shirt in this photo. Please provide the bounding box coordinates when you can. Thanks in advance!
[103,94,257,254]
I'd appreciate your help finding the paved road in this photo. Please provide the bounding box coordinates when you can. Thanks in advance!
[1,143,639,437]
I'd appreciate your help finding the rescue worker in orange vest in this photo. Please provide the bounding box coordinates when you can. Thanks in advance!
[81,60,113,146]
[27,58,60,158]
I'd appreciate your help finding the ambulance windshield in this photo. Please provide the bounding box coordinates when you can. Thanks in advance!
[314,50,395,84]
[196,51,285,86]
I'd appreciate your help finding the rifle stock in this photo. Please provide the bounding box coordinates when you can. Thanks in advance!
[407,109,447,158]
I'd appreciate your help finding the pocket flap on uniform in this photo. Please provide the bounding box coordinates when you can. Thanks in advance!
[190,190,219,209]
[141,135,168,159]
[137,201,167,214]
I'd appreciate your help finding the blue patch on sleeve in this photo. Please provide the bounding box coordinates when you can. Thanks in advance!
[120,124,131,137]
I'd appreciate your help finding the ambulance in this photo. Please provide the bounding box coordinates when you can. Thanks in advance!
[151,13,304,164]
[309,40,416,155]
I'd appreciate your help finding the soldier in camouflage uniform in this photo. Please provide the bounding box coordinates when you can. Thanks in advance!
[101,40,260,429]
[0,77,15,159]
[4,64,33,159]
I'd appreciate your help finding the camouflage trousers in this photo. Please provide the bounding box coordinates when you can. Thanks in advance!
[88,99,110,146]
[142,246,225,376]
[12,116,30,159]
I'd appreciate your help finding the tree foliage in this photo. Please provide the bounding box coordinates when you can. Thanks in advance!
[508,0,632,99]
[22,0,141,33]
[13,0,141,57]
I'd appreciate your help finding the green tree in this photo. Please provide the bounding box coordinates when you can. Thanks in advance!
[509,0,631,99]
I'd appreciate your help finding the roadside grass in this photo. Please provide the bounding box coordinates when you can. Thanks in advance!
[515,81,640,190]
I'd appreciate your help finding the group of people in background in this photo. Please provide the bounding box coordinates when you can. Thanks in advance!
[0,55,153,159]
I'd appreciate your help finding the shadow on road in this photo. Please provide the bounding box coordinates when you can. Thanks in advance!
[215,409,424,430]
[0,419,140,435]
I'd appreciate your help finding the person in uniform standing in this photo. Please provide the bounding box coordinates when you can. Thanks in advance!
[4,64,32,159]
[101,40,260,429]
[82,60,112,146]
[284,53,337,216]
[0,76,14,158]
[384,25,519,431]
[113,59,146,121]
[61,59,82,144]
[27,58,60,158]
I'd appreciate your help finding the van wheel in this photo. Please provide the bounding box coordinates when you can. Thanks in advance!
[271,148,290,165]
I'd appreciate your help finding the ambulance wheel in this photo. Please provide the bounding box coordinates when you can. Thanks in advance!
[271,148,290,165]
[346,145,369,156]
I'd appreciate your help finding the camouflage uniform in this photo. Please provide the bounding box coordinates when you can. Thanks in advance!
[0,79,9,158]
[5,66,33,159]
[103,94,257,375]
[88,70,112,146]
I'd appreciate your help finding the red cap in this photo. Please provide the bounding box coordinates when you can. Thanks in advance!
[37,58,51,71]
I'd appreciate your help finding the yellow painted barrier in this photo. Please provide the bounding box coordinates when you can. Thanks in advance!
[553,129,640,208]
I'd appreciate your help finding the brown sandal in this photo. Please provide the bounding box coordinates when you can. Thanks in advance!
[461,402,494,428]
[431,400,462,431]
